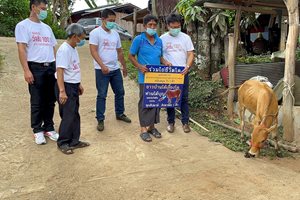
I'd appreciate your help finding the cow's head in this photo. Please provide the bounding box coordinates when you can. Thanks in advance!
[245,123,277,158]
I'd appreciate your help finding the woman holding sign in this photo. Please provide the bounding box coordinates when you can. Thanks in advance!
[129,15,171,142]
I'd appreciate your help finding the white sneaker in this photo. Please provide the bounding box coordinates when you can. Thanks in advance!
[34,132,46,145]
[44,131,59,141]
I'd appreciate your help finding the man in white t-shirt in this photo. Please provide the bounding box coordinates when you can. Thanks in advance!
[160,14,195,133]
[15,0,59,145]
[89,9,131,132]
[55,23,90,154]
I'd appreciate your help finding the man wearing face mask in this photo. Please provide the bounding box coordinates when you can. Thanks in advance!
[55,23,90,155]
[15,0,59,145]
[128,15,172,142]
[89,9,131,132]
[160,14,195,134]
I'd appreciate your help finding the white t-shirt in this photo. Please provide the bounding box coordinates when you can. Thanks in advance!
[15,18,57,63]
[55,42,81,84]
[160,32,194,66]
[89,26,121,71]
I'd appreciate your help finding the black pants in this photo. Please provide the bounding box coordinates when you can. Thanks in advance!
[28,62,56,133]
[55,82,81,147]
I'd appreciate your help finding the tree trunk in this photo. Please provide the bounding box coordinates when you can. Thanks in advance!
[51,0,59,24]
[197,22,211,79]
[59,0,70,29]
[211,36,221,74]
[282,0,298,142]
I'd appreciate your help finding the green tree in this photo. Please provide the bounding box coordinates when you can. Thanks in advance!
[84,0,97,8]
[176,0,230,78]
[0,0,29,36]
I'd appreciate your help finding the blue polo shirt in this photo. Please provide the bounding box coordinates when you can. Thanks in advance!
[130,32,163,83]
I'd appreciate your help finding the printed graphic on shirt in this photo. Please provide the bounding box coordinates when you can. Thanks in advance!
[165,42,185,53]
[32,31,52,47]
[103,39,117,51]
[72,59,80,71]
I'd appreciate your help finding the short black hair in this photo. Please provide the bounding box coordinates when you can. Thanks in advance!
[166,14,182,25]
[101,9,116,19]
[143,14,158,25]
[30,0,48,11]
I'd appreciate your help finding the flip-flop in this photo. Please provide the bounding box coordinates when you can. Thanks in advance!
[148,128,162,138]
[71,141,90,149]
[58,144,74,155]
[140,132,152,142]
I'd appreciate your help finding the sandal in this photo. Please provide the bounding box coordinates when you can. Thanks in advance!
[140,132,152,142]
[148,128,162,138]
[58,144,74,155]
[71,141,90,149]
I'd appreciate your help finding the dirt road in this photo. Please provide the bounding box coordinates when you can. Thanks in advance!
[1,37,300,200]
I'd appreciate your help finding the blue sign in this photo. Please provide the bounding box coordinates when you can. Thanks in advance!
[143,65,185,108]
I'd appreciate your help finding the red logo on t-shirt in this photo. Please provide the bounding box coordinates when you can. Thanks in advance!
[103,39,116,50]
[72,60,80,71]
[32,32,51,46]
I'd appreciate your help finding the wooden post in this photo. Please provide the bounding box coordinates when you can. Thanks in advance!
[227,6,241,119]
[227,34,235,119]
[282,0,298,142]
[224,35,229,67]
[133,8,137,37]
[280,16,288,51]
[151,0,157,16]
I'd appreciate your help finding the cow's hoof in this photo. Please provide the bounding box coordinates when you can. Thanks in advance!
[244,152,255,158]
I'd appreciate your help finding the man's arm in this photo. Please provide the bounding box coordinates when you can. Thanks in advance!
[128,54,148,74]
[182,51,194,75]
[17,43,34,84]
[117,47,127,77]
[56,68,68,105]
[160,57,172,66]
[89,44,110,74]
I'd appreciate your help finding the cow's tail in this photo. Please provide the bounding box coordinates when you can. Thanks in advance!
[206,85,241,102]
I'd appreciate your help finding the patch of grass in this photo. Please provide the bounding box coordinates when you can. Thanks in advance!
[0,53,4,67]
[122,41,138,82]
[189,110,291,159]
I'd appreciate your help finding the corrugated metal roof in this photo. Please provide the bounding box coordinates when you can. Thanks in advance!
[230,62,300,102]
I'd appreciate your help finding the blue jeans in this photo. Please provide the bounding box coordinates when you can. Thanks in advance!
[167,74,189,125]
[95,69,125,121]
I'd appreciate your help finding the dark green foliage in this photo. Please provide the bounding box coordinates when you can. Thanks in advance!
[237,55,272,64]
[0,0,29,36]
[0,0,66,39]
[188,70,222,109]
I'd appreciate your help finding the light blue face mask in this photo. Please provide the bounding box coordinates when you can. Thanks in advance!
[106,21,116,30]
[76,39,85,47]
[38,9,48,21]
[146,28,157,36]
[169,28,181,37]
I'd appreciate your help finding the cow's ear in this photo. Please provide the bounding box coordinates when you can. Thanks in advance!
[267,124,277,133]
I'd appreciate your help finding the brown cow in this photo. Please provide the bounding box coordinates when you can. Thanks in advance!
[159,89,181,104]
[238,80,278,158]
